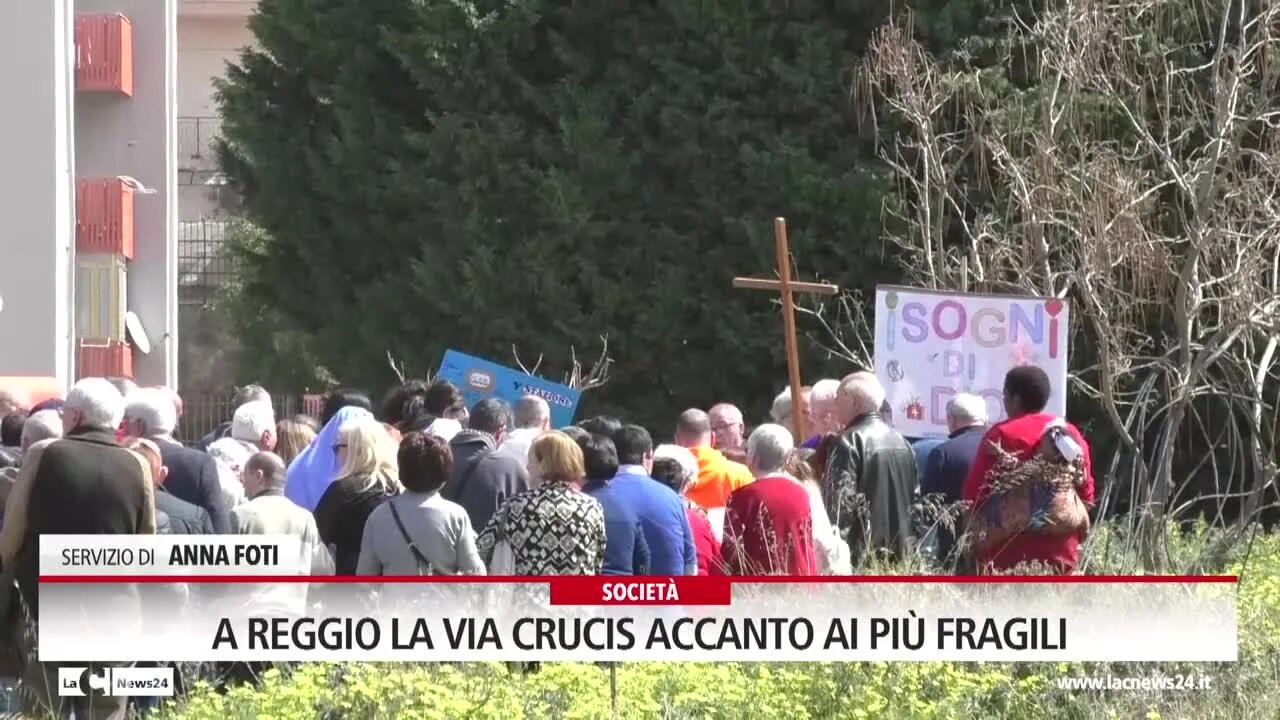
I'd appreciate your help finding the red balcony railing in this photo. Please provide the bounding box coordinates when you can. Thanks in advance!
[77,339,134,380]
[75,14,133,96]
[76,178,135,259]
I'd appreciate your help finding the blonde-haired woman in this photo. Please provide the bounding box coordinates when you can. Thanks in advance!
[275,417,318,466]
[313,418,401,574]
[476,432,605,575]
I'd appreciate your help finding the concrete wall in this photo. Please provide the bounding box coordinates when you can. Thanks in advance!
[0,0,77,388]
[178,16,248,118]
[177,14,251,221]
[75,0,179,387]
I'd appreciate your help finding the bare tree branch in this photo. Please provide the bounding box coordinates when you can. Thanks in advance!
[510,346,543,377]
[565,335,613,392]
[850,1,1280,570]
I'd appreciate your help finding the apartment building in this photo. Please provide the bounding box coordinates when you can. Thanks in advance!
[0,0,177,400]
[0,0,253,401]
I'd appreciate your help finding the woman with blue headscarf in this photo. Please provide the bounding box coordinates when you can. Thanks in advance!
[284,390,372,511]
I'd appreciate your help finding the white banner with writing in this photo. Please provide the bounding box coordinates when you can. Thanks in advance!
[873,286,1070,437]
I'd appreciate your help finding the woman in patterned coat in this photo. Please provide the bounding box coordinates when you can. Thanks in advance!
[476,432,606,575]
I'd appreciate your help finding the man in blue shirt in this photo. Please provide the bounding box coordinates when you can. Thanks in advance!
[609,425,697,575]
[910,435,947,478]
[578,433,649,575]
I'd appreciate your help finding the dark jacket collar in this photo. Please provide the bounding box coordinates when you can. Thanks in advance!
[66,425,120,447]
[948,424,986,440]
[845,411,883,430]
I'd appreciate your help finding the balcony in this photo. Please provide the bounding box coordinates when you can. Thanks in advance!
[76,178,135,259]
[75,14,133,96]
[76,255,128,341]
[78,339,134,379]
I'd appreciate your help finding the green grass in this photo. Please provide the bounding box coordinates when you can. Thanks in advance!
[158,526,1280,720]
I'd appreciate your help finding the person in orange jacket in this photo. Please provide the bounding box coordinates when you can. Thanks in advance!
[674,408,753,513]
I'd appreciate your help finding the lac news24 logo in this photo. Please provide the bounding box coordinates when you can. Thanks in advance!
[58,666,174,697]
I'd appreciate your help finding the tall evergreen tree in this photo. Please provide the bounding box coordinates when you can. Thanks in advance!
[218,0,958,425]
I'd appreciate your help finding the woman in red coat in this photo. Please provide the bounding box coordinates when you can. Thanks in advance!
[721,425,818,576]
[962,366,1095,574]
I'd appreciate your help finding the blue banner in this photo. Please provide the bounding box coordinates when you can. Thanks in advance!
[436,350,582,428]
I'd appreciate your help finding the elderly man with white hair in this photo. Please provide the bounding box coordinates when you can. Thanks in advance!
[199,384,272,451]
[496,394,550,475]
[920,393,989,564]
[208,401,278,513]
[9,379,154,720]
[718,424,818,575]
[768,385,813,438]
[123,388,232,533]
[824,371,917,566]
[707,403,746,454]
[801,378,843,449]
[10,376,152,712]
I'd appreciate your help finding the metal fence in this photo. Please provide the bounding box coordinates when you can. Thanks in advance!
[178,220,233,306]
[177,393,324,446]
[177,116,222,180]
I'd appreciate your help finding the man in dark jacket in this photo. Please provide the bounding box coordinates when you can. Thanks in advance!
[0,411,26,469]
[443,398,530,531]
[126,438,214,535]
[123,389,231,533]
[15,378,153,720]
[920,393,988,566]
[823,372,918,566]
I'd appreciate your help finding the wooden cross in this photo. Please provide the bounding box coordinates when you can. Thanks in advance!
[733,217,839,441]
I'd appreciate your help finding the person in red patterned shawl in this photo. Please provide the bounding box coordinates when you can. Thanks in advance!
[721,424,818,576]
[962,366,1095,573]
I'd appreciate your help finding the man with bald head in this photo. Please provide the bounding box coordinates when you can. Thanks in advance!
[675,408,753,512]
[234,452,331,572]
[707,403,746,453]
[824,371,917,566]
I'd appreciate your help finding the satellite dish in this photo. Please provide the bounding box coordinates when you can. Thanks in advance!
[125,311,151,354]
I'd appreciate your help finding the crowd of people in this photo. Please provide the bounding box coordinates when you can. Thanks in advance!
[0,363,1094,718]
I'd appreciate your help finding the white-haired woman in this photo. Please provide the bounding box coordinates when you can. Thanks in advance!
[720,424,819,576]
[652,444,722,575]
[313,418,402,574]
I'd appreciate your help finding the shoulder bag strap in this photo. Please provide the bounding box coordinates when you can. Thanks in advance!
[387,500,433,575]
[457,448,488,491]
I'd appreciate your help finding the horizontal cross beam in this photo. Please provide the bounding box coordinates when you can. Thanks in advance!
[731,277,840,295]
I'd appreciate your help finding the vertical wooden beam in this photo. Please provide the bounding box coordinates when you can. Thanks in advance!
[775,217,807,441]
